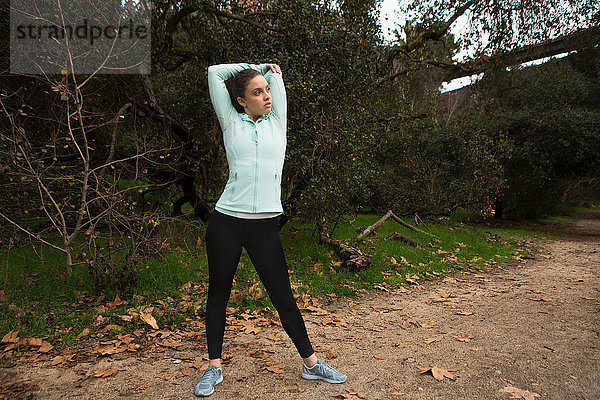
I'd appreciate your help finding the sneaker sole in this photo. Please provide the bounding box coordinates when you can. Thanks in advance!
[301,373,347,384]
[195,375,223,397]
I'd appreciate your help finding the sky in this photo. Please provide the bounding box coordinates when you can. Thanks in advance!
[377,0,478,91]
[376,0,573,92]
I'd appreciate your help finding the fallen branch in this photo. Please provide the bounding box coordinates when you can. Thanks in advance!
[318,218,371,271]
[357,210,438,240]
[388,232,435,251]
[357,210,393,239]
[319,233,371,271]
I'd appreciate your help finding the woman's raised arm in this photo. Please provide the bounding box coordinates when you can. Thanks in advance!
[263,64,287,131]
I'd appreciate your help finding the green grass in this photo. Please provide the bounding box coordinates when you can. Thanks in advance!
[0,208,557,346]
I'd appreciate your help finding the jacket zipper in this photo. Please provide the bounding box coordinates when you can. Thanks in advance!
[253,128,258,212]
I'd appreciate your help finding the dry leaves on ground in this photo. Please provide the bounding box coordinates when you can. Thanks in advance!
[260,362,285,374]
[0,373,40,398]
[499,385,541,400]
[421,320,436,328]
[92,366,125,378]
[332,388,366,399]
[453,333,475,342]
[140,307,159,330]
[418,366,458,381]
[456,311,474,316]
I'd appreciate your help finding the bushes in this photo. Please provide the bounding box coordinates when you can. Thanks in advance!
[468,57,600,218]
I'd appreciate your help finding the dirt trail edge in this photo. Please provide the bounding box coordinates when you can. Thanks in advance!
[2,210,599,400]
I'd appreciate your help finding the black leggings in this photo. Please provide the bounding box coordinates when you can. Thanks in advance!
[204,210,314,359]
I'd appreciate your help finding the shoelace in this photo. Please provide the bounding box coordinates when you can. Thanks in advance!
[315,362,335,378]
[201,367,220,382]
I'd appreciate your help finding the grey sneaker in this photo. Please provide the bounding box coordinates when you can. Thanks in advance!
[301,359,347,383]
[194,365,223,396]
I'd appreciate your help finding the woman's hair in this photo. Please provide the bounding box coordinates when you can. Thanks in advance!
[212,68,262,149]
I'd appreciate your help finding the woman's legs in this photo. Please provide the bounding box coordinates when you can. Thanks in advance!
[204,211,314,362]
[201,211,346,390]
[242,217,315,359]
[204,211,243,364]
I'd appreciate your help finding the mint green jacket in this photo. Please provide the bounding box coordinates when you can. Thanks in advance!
[207,63,287,215]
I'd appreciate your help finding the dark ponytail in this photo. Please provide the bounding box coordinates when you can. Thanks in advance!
[211,68,262,150]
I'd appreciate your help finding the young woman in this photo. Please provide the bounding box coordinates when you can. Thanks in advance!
[194,63,347,397]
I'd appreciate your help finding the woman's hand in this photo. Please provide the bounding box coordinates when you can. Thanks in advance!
[265,63,282,75]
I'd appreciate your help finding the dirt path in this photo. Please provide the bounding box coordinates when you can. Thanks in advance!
[2,210,599,400]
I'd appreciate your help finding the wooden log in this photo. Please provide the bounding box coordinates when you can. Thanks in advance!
[319,233,371,271]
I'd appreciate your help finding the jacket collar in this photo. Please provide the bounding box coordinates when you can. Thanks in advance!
[240,112,271,123]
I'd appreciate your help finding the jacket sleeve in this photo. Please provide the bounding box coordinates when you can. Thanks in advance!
[207,63,268,125]
[263,69,287,133]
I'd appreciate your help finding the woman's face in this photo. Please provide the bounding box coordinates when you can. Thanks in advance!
[237,75,272,121]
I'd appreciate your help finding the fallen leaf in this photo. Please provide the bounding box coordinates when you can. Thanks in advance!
[176,367,192,377]
[248,350,273,359]
[374,284,389,292]
[38,341,54,353]
[107,295,123,307]
[373,355,386,360]
[1,330,19,344]
[28,338,43,347]
[157,373,172,381]
[499,385,541,400]
[405,274,420,285]
[117,334,135,344]
[332,388,367,399]
[305,305,330,315]
[159,338,183,349]
[456,311,473,316]
[421,320,436,328]
[583,296,600,302]
[101,324,122,332]
[77,328,89,339]
[262,363,285,374]
[93,367,125,378]
[140,308,159,330]
[391,392,406,396]
[418,366,457,381]
[267,333,283,341]
[51,356,64,365]
[453,333,475,342]
[528,297,551,302]
[424,337,441,344]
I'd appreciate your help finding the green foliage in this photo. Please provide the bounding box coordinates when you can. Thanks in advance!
[467,56,600,218]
